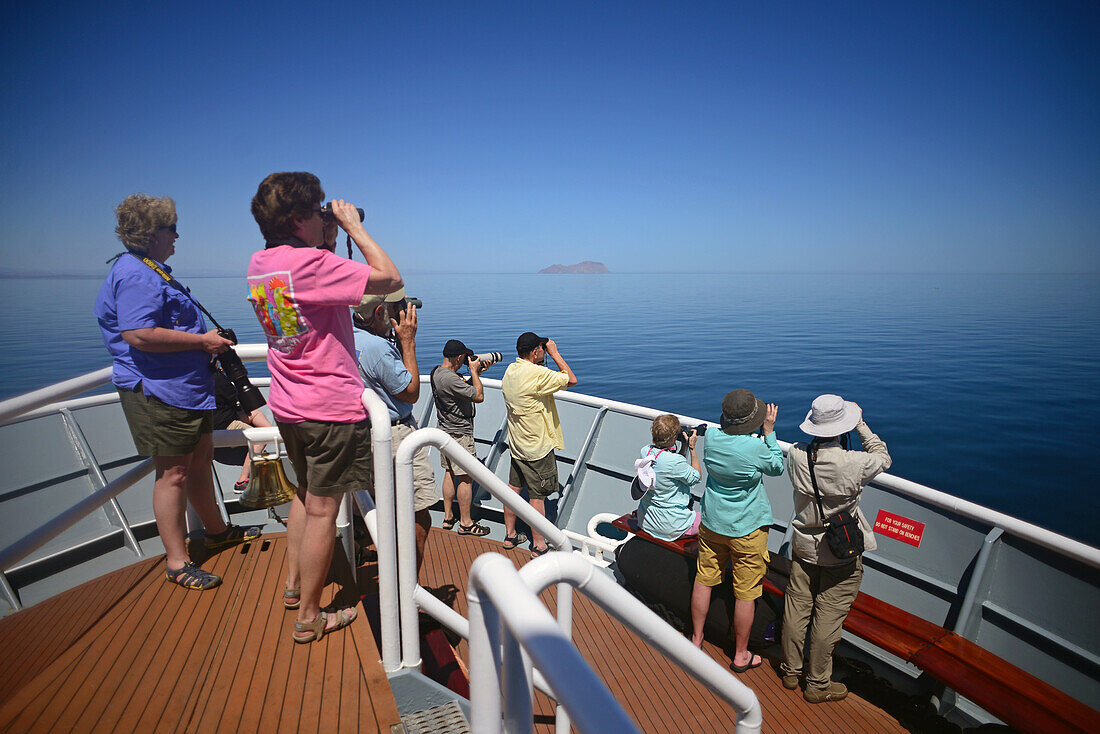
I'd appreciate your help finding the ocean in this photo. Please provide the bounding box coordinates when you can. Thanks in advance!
[2,272,1098,545]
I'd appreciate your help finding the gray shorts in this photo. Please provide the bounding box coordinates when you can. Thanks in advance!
[440,432,477,477]
[277,419,372,497]
[509,450,559,500]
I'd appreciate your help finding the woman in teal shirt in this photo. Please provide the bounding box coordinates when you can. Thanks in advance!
[636,415,702,541]
[692,389,784,674]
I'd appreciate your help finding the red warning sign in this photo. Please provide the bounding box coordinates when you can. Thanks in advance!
[873,510,925,547]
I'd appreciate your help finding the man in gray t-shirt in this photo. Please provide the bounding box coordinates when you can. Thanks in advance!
[431,339,489,536]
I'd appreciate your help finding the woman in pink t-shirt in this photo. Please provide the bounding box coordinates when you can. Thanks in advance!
[247,172,401,644]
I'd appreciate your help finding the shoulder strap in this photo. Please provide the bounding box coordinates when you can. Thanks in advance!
[430,366,468,418]
[128,252,224,331]
[806,440,828,524]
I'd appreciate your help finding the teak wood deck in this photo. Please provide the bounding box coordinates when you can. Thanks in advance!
[0,528,908,733]
[416,529,907,734]
[0,534,400,733]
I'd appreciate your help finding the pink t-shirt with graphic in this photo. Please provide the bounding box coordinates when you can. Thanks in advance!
[246,246,372,423]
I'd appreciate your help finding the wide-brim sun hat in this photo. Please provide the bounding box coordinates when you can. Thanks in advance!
[720,389,767,435]
[800,394,862,437]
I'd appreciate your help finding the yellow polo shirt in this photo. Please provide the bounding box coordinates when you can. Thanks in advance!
[501,358,570,461]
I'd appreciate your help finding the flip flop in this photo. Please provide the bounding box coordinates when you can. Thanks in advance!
[730,654,763,673]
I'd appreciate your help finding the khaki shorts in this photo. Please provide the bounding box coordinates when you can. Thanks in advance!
[117,387,213,456]
[277,419,371,498]
[382,421,439,512]
[695,525,770,600]
[440,432,477,477]
[508,450,558,500]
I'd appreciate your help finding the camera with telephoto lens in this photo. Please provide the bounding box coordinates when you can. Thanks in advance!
[472,352,502,368]
[320,203,365,222]
[214,329,266,414]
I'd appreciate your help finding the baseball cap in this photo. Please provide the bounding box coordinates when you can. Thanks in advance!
[443,339,474,359]
[516,332,548,354]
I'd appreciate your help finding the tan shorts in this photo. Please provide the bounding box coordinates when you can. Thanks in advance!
[117,387,212,457]
[508,450,558,500]
[277,419,372,498]
[440,433,477,477]
[390,421,439,512]
[695,525,770,600]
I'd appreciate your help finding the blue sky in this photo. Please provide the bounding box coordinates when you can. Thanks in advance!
[1,1,1097,276]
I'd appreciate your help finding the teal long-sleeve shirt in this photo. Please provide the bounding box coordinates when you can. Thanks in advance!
[701,430,784,538]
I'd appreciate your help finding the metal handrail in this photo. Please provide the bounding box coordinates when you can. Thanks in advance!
[0,458,154,573]
[460,376,1100,570]
[467,552,763,734]
[519,551,764,733]
[393,426,574,671]
[3,349,1093,570]
[359,390,401,672]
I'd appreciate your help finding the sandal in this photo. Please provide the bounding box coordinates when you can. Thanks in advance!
[530,544,550,557]
[204,523,262,550]
[292,607,357,644]
[502,532,528,550]
[458,522,490,537]
[283,587,301,610]
[441,516,457,531]
[233,479,249,493]
[166,561,221,590]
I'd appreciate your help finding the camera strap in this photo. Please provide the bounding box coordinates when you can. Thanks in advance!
[128,252,226,331]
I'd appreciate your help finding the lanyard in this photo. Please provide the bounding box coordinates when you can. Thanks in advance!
[128,252,225,331]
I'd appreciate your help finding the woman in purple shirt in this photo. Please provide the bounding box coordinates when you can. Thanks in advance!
[94,194,258,591]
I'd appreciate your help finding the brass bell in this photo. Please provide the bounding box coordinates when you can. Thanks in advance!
[240,456,298,509]
[238,426,298,509]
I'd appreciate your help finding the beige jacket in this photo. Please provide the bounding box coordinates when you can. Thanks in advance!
[785,421,891,566]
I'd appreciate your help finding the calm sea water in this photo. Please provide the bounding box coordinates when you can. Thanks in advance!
[2,272,1098,545]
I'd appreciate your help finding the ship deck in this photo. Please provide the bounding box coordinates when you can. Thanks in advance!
[417,529,906,733]
[0,529,907,733]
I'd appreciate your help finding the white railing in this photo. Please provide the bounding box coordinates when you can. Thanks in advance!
[467,551,763,734]
[393,426,575,671]
[358,389,401,672]
[3,348,1096,571]
[469,377,1100,571]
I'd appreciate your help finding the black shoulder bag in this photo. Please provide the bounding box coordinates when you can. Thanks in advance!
[807,442,864,560]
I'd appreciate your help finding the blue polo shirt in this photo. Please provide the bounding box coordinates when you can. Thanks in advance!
[354,330,413,422]
[94,254,215,410]
[700,430,784,538]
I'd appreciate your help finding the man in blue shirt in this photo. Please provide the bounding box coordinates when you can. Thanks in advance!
[353,288,437,570]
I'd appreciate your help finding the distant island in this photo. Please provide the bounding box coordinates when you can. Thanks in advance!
[538,261,610,274]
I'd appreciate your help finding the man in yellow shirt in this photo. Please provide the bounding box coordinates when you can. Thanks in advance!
[500,332,578,556]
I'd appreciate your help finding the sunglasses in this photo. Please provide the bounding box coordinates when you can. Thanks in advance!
[158,223,178,234]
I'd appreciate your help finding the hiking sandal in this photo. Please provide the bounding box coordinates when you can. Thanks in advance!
[458,522,490,537]
[530,544,550,557]
[166,561,221,590]
[502,532,528,550]
[292,608,357,644]
[442,516,457,531]
[204,523,261,550]
[283,587,301,610]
